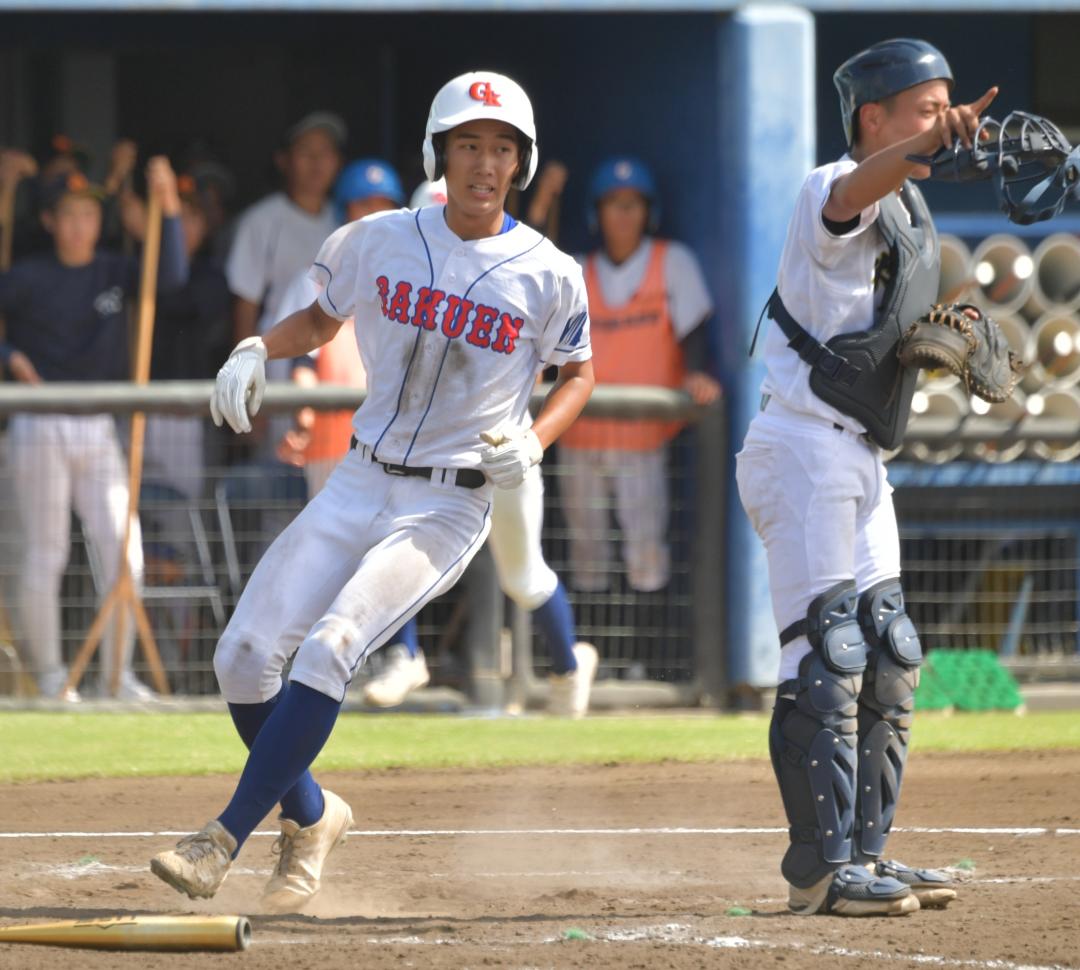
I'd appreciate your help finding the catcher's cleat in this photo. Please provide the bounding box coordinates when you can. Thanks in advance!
[261,789,354,914]
[548,642,598,718]
[873,859,958,908]
[788,864,919,917]
[362,645,430,708]
[150,820,236,900]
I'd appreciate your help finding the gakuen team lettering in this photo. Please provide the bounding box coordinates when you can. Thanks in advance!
[375,276,523,354]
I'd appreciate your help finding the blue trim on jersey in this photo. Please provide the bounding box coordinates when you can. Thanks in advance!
[312,261,341,316]
[372,209,436,462]
[401,233,546,464]
[501,212,517,234]
[344,499,492,699]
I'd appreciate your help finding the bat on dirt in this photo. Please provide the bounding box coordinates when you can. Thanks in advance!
[0,914,251,952]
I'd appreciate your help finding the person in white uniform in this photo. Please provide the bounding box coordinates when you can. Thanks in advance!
[737,39,996,917]
[150,70,595,913]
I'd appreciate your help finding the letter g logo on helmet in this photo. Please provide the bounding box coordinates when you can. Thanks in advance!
[468,82,502,107]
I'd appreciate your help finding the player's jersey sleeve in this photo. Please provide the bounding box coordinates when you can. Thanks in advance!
[539,259,592,367]
[225,203,271,304]
[664,241,714,341]
[798,158,880,268]
[308,221,365,321]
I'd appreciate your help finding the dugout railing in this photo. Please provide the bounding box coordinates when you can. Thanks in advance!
[0,382,727,709]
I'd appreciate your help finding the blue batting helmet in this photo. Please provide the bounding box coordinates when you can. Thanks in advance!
[587,156,660,234]
[834,38,953,146]
[334,159,404,219]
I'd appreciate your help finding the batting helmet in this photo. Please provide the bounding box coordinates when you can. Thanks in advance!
[587,156,660,234]
[422,71,538,190]
[834,38,954,146]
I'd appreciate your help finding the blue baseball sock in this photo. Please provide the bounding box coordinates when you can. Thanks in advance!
[388,616,420,658]
[227,685,325,829]
[218,682,341,852]
[533,581,578,675]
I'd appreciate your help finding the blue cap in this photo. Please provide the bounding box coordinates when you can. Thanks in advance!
[334,159,405,211]
[587,157,660,233]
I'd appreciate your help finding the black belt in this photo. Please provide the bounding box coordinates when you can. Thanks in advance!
[350,436,486,489]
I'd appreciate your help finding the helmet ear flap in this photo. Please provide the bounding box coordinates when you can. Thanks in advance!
[423,133,447,182]
[512,139,538,191]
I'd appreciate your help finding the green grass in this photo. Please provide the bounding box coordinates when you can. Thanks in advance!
[1,709,1079,783]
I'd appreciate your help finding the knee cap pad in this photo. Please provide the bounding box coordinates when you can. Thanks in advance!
[807,580,869,675]
[858,578,922,667]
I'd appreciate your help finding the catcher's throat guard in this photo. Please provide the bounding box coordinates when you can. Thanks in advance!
[767,182,939,450]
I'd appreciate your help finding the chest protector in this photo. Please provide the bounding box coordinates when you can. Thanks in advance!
[768,182,940,450]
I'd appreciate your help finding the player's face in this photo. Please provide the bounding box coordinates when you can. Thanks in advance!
[44,195,102,261]
[597,188,649,251]
[283,129,342,199]
[863,79,951,178]
[442,120,521,219]
[346,196,397,221]
[180,199,208,257]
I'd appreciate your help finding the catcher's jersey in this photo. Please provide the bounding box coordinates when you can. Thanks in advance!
[763,157,890,434]
[309,205,591,468]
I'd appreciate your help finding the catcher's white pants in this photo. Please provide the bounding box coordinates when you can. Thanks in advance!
[213,448,492,703]
[735,398,901,683]
[559,446,670,592]
[7,414,144,692]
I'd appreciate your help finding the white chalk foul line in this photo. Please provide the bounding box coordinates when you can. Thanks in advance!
[1,825,1079,839]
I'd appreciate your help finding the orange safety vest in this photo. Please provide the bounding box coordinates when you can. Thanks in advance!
[560,240,685,452]
[305,320,367,463]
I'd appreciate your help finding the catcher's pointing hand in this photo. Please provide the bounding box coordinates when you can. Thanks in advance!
[897,302,1022,403]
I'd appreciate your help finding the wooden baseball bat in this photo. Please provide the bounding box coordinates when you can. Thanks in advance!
[0,915,251,951]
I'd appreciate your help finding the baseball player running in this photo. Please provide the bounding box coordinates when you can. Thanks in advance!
[362,177,598,717]
[737,39,995,916]
[151,70,594,912]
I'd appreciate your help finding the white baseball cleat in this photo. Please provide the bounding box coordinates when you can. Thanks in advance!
[261,789,354,914]
[150,820,236,900]
[362,645,430,708]
[548,642,598,718]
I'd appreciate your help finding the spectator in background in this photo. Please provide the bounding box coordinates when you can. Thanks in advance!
[226,111,344,348]
[0,158,187,701]
[547,157,720,593]
[121,166,232,501]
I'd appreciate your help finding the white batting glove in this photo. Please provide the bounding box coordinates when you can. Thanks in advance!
[479,427,544,490]
[210,336,268,434]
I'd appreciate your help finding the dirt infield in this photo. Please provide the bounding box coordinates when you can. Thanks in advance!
[0,751,1078,969]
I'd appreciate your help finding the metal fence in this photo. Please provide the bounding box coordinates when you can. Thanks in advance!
[0,382,726,706]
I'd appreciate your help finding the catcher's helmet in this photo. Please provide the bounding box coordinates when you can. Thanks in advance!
[834,38,954,146]
[587,156,660,234]
[422,71,538,190]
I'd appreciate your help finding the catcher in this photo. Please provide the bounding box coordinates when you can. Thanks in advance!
[738,38,1004,917]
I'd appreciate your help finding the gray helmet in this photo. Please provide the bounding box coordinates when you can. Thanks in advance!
[834,38,954,146]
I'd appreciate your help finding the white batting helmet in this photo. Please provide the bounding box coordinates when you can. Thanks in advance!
[422,71,539,190]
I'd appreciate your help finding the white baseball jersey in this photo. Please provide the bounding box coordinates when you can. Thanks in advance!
[762,157,886,435]
[309,205,592,469]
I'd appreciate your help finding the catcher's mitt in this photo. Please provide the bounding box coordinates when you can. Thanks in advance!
[897,302,1023,403]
